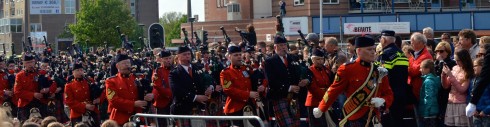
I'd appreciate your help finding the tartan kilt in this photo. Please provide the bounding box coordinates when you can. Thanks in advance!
[271,99,300,127]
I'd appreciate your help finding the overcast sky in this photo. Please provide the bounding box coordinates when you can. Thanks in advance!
[159,0,205,21]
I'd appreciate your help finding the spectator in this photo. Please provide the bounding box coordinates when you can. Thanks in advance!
[423,27,437,52]
[22,122,41,127]
[471,57,490,127]
[402,45,414,59]
[74,122,90,127]
[26,117,42,125]
[408,32,433,103]
[122,122,136,127]
[441,49,474,126]
[40,116,57,127]
[323,37,347,73]
[279,0,286,16]
[101,120,119,127]
[458,29,479,59]
[441,33,455,58]
[395,36,403,49]
[478,36,490,58]
[433,41,457,126]
[419,59,440,127]
[46,122,64,127]
[467,44,490,117]
[346,36,357,61]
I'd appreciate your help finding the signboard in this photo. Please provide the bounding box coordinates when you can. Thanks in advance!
[266,34,272,42]
[283,17,309,35]
[30,32,47,53]
[343,22,410,35]
[30,0,61,14]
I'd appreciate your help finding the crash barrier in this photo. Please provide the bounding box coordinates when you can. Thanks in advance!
[131,113,266,127]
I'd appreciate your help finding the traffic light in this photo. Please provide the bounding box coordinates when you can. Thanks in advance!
[202,30,208,44]
[148,23,165,49]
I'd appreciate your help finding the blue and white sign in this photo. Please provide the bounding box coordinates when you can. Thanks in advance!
[30,0,61,14]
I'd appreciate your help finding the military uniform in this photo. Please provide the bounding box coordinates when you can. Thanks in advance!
[220,65,255,126]
[0,70,10,104]
[105,73,142,125]
[65,78,101,126]
[316,37,394,127]
[305,65,332,126]
[14,69,57,121]
[152,65,172,126]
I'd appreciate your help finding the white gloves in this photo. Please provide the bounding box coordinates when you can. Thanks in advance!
[370,97,385,108]
[313,108,323,118]
[466,103,476,117]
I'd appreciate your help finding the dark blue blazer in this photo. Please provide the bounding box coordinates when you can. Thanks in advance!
[264,54,301,100]
[169,64,207,115]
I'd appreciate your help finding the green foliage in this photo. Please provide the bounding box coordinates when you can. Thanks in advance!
[69,0,138,48]
[160,12,188,47]
[57,26,74,38]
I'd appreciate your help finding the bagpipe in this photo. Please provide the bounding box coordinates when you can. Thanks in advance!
[235,25,257,46]
[42,36,52,57]
[220,26,232,48]
[116,26,133,52]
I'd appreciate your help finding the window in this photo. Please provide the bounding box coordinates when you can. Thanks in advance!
[227,3,240,12]
[10,19,21,33]
[393,0,409,3]
[323,0,339,4]
[65,0,76,14]
[130,0,135,16]
[0,18,22,33]
[217,0,222,8]
[30,23,42,32]
[294,0,305,6]
[223,0,228,7]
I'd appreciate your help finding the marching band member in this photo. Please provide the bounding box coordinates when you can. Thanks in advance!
[314,37,394,127]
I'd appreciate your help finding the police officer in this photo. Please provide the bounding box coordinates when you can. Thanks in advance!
[314,37,394,127]
[105,54,153,125]
[376,30,410,126]
[152,50,173,126]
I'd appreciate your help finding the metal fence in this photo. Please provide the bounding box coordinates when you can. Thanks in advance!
[131,113,266,127]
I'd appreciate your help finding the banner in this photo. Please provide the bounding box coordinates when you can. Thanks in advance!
[30,32,47,53]
[283,17,309,35]
[343,22,410,35]
[30,0,61,14]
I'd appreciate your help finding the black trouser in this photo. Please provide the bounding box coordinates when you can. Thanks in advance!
[226,109,260,127]
[306,106,328,127]
[382,102,407,127]
[70,112,100,127]
[155,107,170,127]
[17,100,46,122]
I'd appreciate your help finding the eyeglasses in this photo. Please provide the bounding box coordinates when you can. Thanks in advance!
[435,50,445,53]
[477,53,486,58]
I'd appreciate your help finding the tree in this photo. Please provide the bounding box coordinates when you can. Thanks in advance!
[160,12,188,47]
[70,0,138,48]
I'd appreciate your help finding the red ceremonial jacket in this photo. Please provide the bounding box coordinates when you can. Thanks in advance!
[220,65,252,114]
[14,70,56,107]
[106,73,142,125]
[305,65,331,107]
[318,59,394,121]
[152,66,172,108]
[64,78,101,118]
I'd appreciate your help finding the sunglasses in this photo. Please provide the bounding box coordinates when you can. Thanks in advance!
[435,50,445,53]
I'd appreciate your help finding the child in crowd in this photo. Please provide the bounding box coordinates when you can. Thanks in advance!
[419,59,440,127]
[472,58,490,127]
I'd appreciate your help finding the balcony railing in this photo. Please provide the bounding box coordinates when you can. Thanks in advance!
[348,0,490,13]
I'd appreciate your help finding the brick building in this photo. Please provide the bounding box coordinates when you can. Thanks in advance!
[180,0,490,45]
[0,0,158,56]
